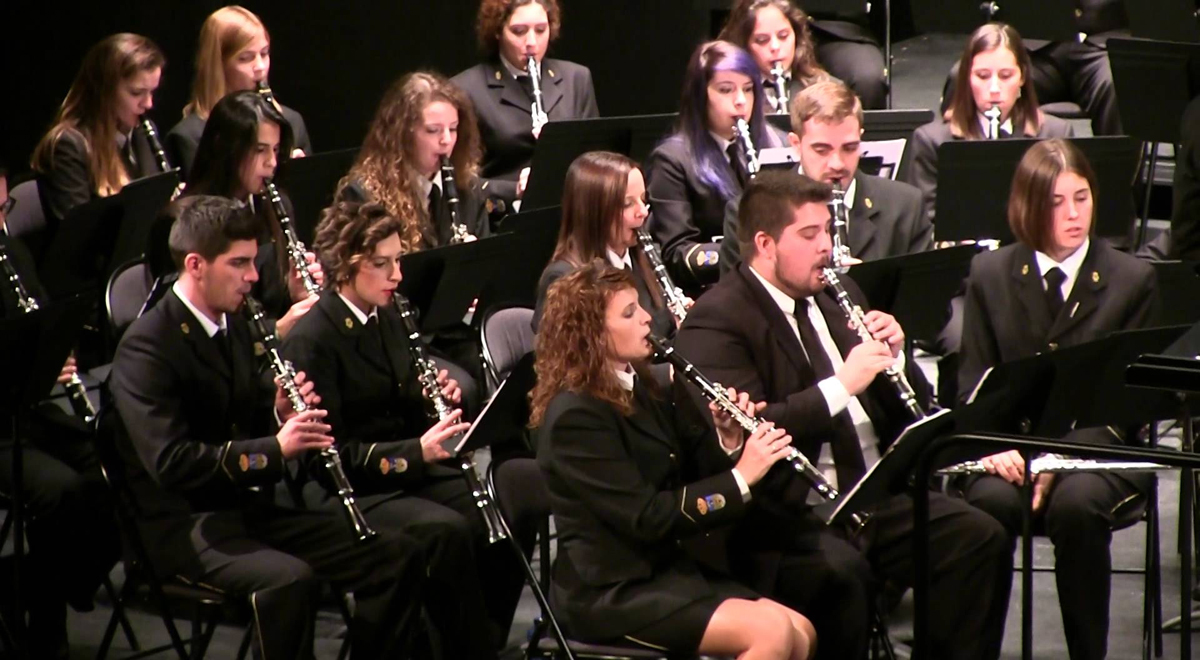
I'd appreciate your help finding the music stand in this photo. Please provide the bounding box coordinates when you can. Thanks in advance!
[934,137,1141,243]
[521,114,677,211]
[0,294,92,654]
[1125,0,1200,43]
[1151,261,1200,326]
[476,206,561,316]
[273,148,359,244]
[399,232,525,331]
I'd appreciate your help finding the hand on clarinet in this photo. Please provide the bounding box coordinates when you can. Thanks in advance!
[57,355,79,385]
[276,409,333,459]
[734,420,793,486]
[423,369,462,406]
[286,251,324,302]
[516,167,531,199]
[836,341,895,395]
[420,408,471,463]
[709,386,762,451]
[274,370,322,420]
[859,310,904,357]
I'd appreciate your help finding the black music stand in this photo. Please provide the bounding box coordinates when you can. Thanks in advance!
[521,114,677,212]
[0,295,92,656]
[1151,261,1200,326]
[273,148,358,244]
[475,206,561,317]
[1125,0,1200,43]
[38,171,178,299]
[934,137,1141,243]
[456,353,535,456]
[398,232,525,331]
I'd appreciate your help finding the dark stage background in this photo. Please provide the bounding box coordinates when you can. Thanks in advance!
[3,1,915,180]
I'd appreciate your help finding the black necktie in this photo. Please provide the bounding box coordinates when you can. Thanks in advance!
[1044,267,1067,318]
[517,75,535,101]
[794,299,867,489]
[425,184,443,247]
[215,328,233,366]
[727,142,750,190]
[363,315,384,357]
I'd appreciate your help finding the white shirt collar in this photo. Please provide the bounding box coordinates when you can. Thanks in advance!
[417,169,443,201]
[710,131,733,157]
[1034,237,1090,295]
[500,54,530,79]
[337,291,379,326]
[172,280,227,338]
[747,263,801,317]
[614,366,635,391]
[978,113,1014,139]
[606,247,632,270]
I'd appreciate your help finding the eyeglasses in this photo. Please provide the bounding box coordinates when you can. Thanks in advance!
[0,197,15,216]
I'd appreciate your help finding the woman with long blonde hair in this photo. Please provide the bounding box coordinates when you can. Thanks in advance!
[166,5,312,180]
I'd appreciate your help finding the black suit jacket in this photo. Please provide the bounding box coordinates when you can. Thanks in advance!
[337,175,492,247]
[536,380,745,640]
[282,291,458,495]
[905,115,1074,224]
[718,169,932,276]
[35,123,164,227]
[958,238,1157,404]
[110,290,285,522]
[166,106,313,183]
[645,127,788,293]
[531,252,675,339]
[1171,96,1200,260]
[452,58,599,206]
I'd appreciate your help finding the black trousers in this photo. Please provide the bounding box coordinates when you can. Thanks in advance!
[964,471,1143,660]
[813,26,887,110]
[150,499,427,660]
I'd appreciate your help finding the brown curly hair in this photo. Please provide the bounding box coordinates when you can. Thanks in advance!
[311,201,405,287]
[336,71,483,253]
[720,0,827,87]
[476,0,562,57]
[529,263,642,428]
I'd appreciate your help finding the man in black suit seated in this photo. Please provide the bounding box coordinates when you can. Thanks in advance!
[109,196,426,659]
[676,171,1012,660]
[719,81,931,277]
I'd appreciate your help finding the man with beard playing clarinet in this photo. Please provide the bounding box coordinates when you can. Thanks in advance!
[674,170,1012,660]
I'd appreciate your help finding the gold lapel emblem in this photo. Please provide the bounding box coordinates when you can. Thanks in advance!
[180,322,190,335]
[1091,271,1100,283]
[1021,264,1030,276]
[548,68,556,78]
[253,342,266,357]
[344,317,354,329]
[494,70,502,80]
[864,197,873,209]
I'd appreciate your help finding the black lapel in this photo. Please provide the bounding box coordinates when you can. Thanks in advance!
[486,60,533,116]
[377,308,414,389]
[1009,244,1056,343]
[321,293,393,375]
[735,263,812,378]
[848,173,879,257]
[165,292,231,381]
[540,60,566,116]
[1047,241,1106,341]
[625,381,675,452]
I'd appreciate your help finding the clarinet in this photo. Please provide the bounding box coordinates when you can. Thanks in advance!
[984,105,1002,140]
[526,56,549,135]
[769,61,789,114]
[0,243,97,424]
[264,180,321,297]
[393,292,508,543]
[829,182,852,269]
[648,334,868,531]
[243,296,377,543]
[256,79,283,114]
[820,268,926,421]
[140,118,185,200]
[440,156,474,244]
[732,118,761,178]
[636,228,689,324]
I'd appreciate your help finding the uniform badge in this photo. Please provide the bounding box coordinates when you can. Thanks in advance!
[380,458,391,475]
[238,453,268,472]
[345,317,354,329]
[696,250,719,267]
[180,322,190,335]
[705,494,727,511]
[1091,271,1100,283]
[696,497,709,516]
[380,457,408,474]
[548,68,556,78]
[494,70,502,80]
[864,197,873,209]
[253,342,266,357]
[1021,264,1030,276]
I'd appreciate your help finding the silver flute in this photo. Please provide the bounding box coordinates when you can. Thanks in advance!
[1,243,97,425]
[732,117,761,178]
[636,228,689,324]
[648,334,868,530]
[526,56,549,135]
[820,267,926,421]
[829,182,852,269]
[984,105,1002,140]
[264,180,321,297]
[769,61,789,114]
[440,156,474,244]
[940,455,1168,475]
[140,118,185,200]
[393,292,508,543]
[244,296,376,543]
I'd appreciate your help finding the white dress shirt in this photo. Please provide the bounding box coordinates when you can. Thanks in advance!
[606,247,633,270]
[337,292,379,325]
[1034,237,1090,304]
[172,281,227,337]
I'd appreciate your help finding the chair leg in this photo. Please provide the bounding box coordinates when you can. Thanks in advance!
[104,575,141,651]
[337,593,353,660]
[235,625,253,660]
[96,579,137,660]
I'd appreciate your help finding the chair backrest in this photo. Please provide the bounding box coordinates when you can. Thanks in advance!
[106,258,153,342]
[6,179,46,241]
[480,305,535,394]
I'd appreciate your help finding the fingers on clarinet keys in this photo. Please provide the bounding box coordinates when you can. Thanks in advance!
[836,342,895,395]
[277,409,333,459]
[421,408,468,463]
[736,423,793,486]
